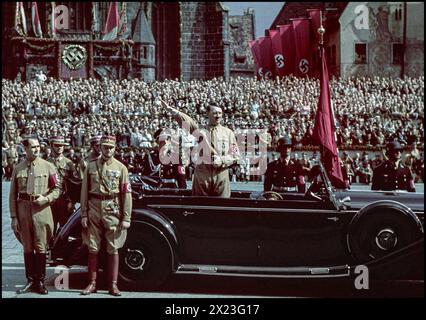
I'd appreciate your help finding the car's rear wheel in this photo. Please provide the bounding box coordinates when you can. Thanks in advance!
[348,208,423,279]
[119,223,173,289]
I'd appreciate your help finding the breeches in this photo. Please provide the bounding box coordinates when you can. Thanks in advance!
[192,165,230,198]
[82,199,127,255]
[16,201,54,254]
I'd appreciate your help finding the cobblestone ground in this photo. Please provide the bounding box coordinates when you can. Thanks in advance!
[2,181,423,299]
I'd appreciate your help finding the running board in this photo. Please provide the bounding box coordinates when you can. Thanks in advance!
[176,264,351,278]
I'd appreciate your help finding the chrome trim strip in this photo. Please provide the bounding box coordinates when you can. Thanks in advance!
[175,264,351,278]
[147,204,342,214]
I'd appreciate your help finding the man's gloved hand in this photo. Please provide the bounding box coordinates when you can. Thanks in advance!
[11,217,20,234]
[212,155,223,168]
[34,195,49,206]
[120,221,131,230]
[81,217,88,228]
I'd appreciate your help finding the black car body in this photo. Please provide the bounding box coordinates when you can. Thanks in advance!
[51,164,424,288]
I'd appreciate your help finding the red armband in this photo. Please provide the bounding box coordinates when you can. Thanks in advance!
[177,165,185,175]
[121,183,132,193]
[229,144,239,156]
[48,173,58,188]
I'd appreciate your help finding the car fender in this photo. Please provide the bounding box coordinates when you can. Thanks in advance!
[132,207,180,269]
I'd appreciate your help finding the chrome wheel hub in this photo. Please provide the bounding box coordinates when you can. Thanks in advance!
[125,249,146,270]
[375,228,398,251]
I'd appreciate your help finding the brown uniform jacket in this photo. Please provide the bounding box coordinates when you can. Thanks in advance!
[80,157,132,222]
[173,111,239,167]
[48,155,75,193]
[9,157,61,219]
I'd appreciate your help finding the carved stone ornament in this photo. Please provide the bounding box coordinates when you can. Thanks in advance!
[62,44,87,70]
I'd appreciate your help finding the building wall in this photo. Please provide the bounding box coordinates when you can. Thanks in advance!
[179,2,228,81]
[340,2,424,78]
[228,9,256,78]
[405,2,424,77]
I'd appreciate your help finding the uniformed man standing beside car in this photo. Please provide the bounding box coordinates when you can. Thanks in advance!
[160,99,239,198]
[80,136,132,296]
[9,135,61,295]
[47,136,76,234]
[264,136,306,193]
[371,141,416,192]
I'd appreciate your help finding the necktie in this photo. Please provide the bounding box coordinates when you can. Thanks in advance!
[26,162,35,195]
[210,127,216,151]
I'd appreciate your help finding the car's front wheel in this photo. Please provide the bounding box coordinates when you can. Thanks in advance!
[119,223,173,289]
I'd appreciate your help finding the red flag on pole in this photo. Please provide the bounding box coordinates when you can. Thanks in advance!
[31,2,43,37]
[277,24,296,76]
[257,36,274,79]
[312,47,345,188]
[15,2,28,36]
[268,29,285,77]
[292,18,311,77]
[103,2,120,40]
[249,40,262,80]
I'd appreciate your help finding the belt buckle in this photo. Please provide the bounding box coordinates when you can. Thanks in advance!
[29,194,37,202]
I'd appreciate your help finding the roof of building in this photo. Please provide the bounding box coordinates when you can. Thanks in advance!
[270,2,348,29]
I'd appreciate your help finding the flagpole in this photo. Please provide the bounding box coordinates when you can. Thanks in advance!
[317,12,326,163]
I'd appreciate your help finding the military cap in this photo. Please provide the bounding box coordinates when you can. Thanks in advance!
[50,136,69,146]
[386,141,403,152]
[89,135,102,145]
[101,135,116,146]
[277,136,293,150]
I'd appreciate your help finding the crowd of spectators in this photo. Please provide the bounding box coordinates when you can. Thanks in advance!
[2,75,424,184]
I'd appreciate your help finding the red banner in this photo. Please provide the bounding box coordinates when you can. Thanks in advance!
[103,2,120,40]
[312,47,344,188]
[268,29,285,77]
[257,36,275,79]
[31,2,43,37]
[278,24,296,76]
[249,40,262,79]
[292,18,311,77]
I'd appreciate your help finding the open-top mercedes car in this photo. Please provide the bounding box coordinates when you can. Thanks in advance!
[51,163,424,288]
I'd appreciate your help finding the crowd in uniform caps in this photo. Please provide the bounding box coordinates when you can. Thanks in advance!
[1,75,424,184]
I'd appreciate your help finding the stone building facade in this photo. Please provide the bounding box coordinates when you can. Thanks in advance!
[339,2,424,78]
[2,2,234,82]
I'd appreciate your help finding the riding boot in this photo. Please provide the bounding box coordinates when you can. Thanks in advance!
[16,253,36,294]
[107,254,121,296]
[35,253,48,295]
[81,253,98,295]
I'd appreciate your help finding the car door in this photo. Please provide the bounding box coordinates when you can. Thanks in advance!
[258,195,349,267]
[146,195,260,266]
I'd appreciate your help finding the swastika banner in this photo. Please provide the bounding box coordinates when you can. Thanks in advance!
[292,18,311,77]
